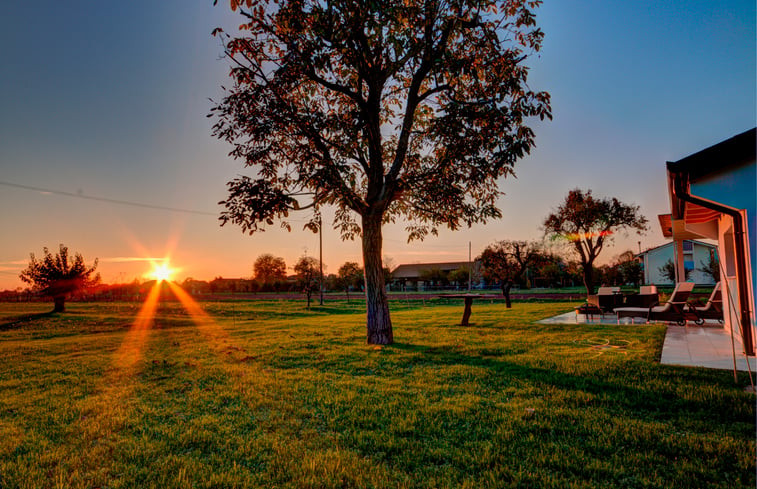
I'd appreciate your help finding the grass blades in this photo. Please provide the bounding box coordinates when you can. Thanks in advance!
[0,300,753,488]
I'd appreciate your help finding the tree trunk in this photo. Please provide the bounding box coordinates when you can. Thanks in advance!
[502,281,512,308]
[53,295,65,313]
[362,213,393,344]
[582,263,595,295]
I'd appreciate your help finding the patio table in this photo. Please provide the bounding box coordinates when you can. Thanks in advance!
[446,294,484,326]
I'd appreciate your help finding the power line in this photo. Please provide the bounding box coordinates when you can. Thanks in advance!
[0,180,217,216]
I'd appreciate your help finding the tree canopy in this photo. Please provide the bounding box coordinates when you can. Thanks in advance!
[543,189,648,295]
[19,244,99,312]
[337,261,364,300]
[253,253,287,283]
[478,240,542,307]
[212,0,551,343]
[294,256,321,308]
[659,259,693,283]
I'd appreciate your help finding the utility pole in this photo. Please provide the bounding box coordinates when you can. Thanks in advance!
[468,241,472,292]
[319,214,324,306]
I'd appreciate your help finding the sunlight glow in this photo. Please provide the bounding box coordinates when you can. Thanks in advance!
[113,282,161,370]
[167,282,229,345]
[148,262,176,282]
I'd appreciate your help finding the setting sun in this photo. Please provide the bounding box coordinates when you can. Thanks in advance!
[148,262,175,282]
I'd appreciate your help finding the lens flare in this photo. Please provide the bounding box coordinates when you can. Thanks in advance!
[148,262,176,282]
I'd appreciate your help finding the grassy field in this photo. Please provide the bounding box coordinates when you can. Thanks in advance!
[0,298,753,488]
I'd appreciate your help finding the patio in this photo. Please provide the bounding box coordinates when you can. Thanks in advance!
[539,311,756,372]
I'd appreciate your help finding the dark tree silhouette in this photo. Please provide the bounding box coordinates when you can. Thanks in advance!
[615,250,642,287]
[543,189,648,295]
[337,261,363,301]
[253,253,287,283]
[19,244,99,312]
[700,249,720,282]
[211,0,551,343]
[294,256,321,309]
[659,259,693,283]
[478,240,542,308]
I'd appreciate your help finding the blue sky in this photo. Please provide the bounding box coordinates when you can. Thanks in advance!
[0,1,754,288]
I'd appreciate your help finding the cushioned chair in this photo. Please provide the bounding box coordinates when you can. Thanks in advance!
[688,282,723,324]
[623,285,658,308]
[615,282,695,325]
[587,287,622,313]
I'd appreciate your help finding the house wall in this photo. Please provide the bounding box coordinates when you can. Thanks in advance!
[641,242,717,285]
[690,161,756,342]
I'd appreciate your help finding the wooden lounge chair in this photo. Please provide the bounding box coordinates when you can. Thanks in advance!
[687,282,723,324]
[587,286,622,313]
[615,282,695,325]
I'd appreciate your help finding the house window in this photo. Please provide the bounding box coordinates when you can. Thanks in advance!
[682,240,693,252]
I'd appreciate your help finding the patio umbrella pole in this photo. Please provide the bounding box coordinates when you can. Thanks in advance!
[714,253,740,383]
[721,269,755,387]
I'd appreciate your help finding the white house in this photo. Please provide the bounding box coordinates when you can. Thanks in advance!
[637,239,718,285]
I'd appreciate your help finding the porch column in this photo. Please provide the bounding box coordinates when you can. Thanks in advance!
[674,239,686,282]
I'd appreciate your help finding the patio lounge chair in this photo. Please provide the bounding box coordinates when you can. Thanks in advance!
[687,282,723,324]
[623,285,658,308]
[587,286,622,313]
[615,282,695,325]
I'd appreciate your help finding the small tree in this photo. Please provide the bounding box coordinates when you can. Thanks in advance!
[337,262,364,302]
[700,249,720,282]
[659,259,693,283]
[294,256,320,309]
[448,268,470,289]
[543,189,648,295]
[478,240,542,308]
[533,253,565,288]
[419,268,449,289]
[19,244,99,312]
[253,254,287,284]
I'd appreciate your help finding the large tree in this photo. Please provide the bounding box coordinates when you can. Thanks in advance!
[19,244,99,312]
[211,0,551,344]
[253,253,287,283]
[543,189,648,295]
[478,240,542,307]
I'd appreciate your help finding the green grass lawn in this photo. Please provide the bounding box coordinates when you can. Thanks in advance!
[0,299,753,488]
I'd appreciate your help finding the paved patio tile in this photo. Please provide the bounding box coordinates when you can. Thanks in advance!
[538,312,756,372]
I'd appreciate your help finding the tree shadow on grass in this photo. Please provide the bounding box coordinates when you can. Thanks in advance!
[387,342,751,425]
[0,310,56,330]
[266,339,752,428]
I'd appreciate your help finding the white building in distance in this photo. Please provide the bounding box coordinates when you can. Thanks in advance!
[637,239,717,285]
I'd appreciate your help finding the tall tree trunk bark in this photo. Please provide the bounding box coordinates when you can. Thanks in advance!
[582,262,595,295]
[502,281,512,308]
[53,295,65,313]
[362,213,393,344]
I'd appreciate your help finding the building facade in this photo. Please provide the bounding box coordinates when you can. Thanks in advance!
[637,239,718,285]
[664,128,755,355]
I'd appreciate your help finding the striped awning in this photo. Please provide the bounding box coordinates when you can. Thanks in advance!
[684,203,720,224]
[658,214,673,238]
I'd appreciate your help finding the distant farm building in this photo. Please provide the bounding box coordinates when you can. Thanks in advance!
[391,261,481,291]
